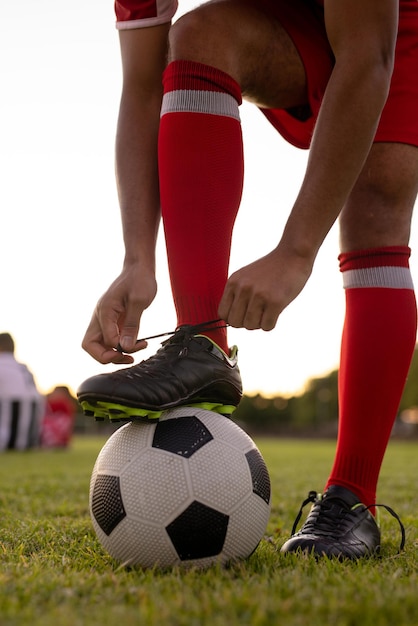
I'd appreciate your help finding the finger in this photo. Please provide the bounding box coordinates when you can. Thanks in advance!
[242,293,277,331]
[81,313,126,364]
[81,334,135,365]
[242,307,264,330]
[219,299,243,328]
[218,287,234,323]
[98,307,124,352]
[224,304,247,329]
[116,339,148,355]
[219,283,248,328]
[109,349,134,365]
[222,290,253,329]
[259,306,280,331]
[118,304,144,352]
[99,347,135,365]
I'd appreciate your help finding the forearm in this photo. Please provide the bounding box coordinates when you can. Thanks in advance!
[279,0,398,262]
[116,88,162,270]
[280,59,393,261]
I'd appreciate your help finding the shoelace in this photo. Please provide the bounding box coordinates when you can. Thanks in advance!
[116,319,228,354]
[291,490,406,552]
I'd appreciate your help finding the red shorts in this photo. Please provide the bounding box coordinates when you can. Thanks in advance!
[260,0,418,149]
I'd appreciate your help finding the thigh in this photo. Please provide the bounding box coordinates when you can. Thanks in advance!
[340,143,418,251]
[169,0,333,148]
[168,0,308,110]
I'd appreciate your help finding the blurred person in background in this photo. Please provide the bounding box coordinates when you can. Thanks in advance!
[40,385,77,449]
[0,332,44,451]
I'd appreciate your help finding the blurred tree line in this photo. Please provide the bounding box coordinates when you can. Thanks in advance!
[234,347,418,436]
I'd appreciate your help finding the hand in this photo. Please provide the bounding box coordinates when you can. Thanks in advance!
[218,247,313,331]
[81,263,157,364]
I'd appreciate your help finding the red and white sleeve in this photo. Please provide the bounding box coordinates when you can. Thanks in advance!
[115,0,178,29]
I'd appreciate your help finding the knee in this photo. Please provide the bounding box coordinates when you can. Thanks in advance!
[340,144,418,251]
[167,2,242,76]
[340,174,414,250]
[168,9,218,63]
[352,144,418,211]
[356,167,415,208]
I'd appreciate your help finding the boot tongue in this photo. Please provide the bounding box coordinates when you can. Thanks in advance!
[322,485,361,509]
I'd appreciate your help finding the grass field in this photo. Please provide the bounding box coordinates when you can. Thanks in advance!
[1,434,417,626]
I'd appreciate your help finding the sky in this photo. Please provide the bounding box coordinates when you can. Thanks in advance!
[1,0,417,399]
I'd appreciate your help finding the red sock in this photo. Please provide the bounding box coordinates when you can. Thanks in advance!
[326,246,417,509]
[158,60,243,353]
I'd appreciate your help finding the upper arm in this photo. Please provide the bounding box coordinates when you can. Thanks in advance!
[119,24,171,92]
[324,0,398,69]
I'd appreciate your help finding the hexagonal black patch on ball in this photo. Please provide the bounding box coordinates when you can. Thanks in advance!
[245,449,271,504]
[166,500,229,560]
[91,474,127,536]
[152,416,213,458]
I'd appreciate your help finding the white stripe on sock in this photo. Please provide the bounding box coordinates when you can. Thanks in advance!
[161,89,240,121]
[342,266,414,289]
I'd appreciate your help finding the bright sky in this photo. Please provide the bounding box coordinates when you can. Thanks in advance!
[2,1,417,399]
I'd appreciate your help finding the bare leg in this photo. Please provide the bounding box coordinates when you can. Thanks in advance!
[281,143,418,557]
[326,143,418,506]
[160,0,311,347]
[340,143,418,251]
[168,0,308,110]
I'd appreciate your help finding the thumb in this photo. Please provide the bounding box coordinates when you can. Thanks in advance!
[119,309,142,353]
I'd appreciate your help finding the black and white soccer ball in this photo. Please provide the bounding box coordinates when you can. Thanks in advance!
[89,407,271,569]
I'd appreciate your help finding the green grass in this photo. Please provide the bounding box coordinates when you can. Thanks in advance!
[1,436,417,626]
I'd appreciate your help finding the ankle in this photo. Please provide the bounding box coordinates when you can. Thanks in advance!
[176,319,229,355]
[200,331,229,355]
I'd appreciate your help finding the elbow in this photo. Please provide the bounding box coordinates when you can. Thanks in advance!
[368,56,395,104]
[337,46,396,108]
[375,41,396,93]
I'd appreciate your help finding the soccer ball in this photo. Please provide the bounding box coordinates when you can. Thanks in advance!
[89,407,271,569]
